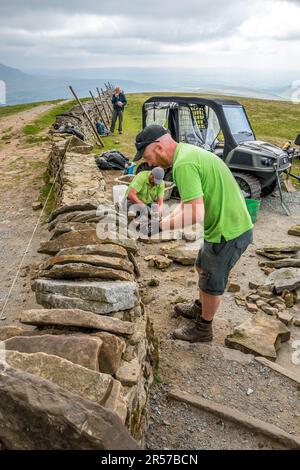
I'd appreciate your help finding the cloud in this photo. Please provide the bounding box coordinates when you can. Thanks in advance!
[0,0,299,71]
[239,1,300,41]
[0,0,247,20]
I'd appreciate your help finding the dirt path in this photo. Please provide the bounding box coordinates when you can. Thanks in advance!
[103,170,300,449]
[0,102,67,323]
[0,103,57,135]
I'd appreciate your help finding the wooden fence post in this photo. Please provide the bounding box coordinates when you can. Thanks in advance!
[69,85,104,147]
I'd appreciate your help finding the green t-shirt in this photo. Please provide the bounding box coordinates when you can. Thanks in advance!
[126,171,165,205]
[172,143,253,243]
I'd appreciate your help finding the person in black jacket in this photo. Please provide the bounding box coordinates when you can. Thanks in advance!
[110,86,127,134]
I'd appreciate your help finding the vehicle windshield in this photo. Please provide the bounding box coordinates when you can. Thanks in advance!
[222,106,255,143]
[144,102,172,128]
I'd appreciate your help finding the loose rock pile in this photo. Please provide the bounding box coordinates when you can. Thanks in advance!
[226,243,300,361]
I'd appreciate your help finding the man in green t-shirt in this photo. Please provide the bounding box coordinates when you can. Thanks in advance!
[133,124,253,343]
[126,167,165,215]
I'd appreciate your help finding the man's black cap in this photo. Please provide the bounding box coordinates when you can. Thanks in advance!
[133,124,169,162]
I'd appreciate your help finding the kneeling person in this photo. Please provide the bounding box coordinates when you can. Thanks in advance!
[126,167,165,216]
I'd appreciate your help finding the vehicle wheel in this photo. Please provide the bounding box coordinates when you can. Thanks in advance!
[261,179,277,197]
[232,172,261,200]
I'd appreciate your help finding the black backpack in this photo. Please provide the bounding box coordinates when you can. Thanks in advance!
[95,150,129,170]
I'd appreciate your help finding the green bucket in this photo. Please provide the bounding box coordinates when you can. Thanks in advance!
[245,198,261,223]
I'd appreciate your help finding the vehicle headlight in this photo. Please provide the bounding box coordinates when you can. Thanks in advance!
[280,157,289,165]
[261,157,273,166]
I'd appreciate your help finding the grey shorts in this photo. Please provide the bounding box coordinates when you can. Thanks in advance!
[195,229,253,296]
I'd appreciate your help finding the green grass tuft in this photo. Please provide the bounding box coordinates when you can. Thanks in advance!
[23,100,77,142]
[22,97,92,145]
[38,171,57,221]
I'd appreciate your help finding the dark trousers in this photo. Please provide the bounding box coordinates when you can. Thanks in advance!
[110,109,124,132]
[195,229,253,295]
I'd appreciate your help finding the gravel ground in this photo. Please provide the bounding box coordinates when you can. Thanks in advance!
[146,342,300,450]
[0,104,53,323]
[146,386,288,450]
[259,190,300,216]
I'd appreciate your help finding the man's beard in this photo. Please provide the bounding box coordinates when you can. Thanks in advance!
[155,153,170,168]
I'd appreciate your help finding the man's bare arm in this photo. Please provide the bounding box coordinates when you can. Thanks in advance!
[156,197,164,215]
[160,198,204,231]
[127,188,146,206]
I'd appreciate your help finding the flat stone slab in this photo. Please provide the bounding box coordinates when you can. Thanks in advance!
[35,292,132,316]
[33,279,138,314]
[21,308,135,335]
[0,366,138,449]
[42,254,134,274]
[39,263,134,282]
[49,210,112,230]
[115,358,141,386]
[48,199,99,223]
[5,350,127,423]
[93,332,126,374]
[161,245,198,265]
[38,230,138,255]
[145,255,172,269]
[277,311,294,326]
[4,334,103,371]
[288,225,300,237]
[256,249,294,260]
[259,259,300,268]
[57,244,128,259]
[265,268,300,294]
[67,135,93,152]
[50,222,96,240]
[68,210,101,223]
[261,243,300,253]
[225,312,290,360]
[0,326,32,341]
[48,211,97,231]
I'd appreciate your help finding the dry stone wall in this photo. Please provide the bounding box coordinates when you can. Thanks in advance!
[0,99,155,449]
[48,91,112,203]
[48,135,105,206]
[54,90,112,144]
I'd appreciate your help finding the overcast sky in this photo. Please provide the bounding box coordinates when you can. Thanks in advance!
[0,0,299,71]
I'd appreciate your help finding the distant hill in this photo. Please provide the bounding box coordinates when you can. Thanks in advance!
[1,63,297,105]
[183,84,283,101]
[0,63,161,105]
[26,66,299,101]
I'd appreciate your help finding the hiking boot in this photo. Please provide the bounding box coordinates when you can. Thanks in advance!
[174,299,202,319]
[172,319,213,343]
